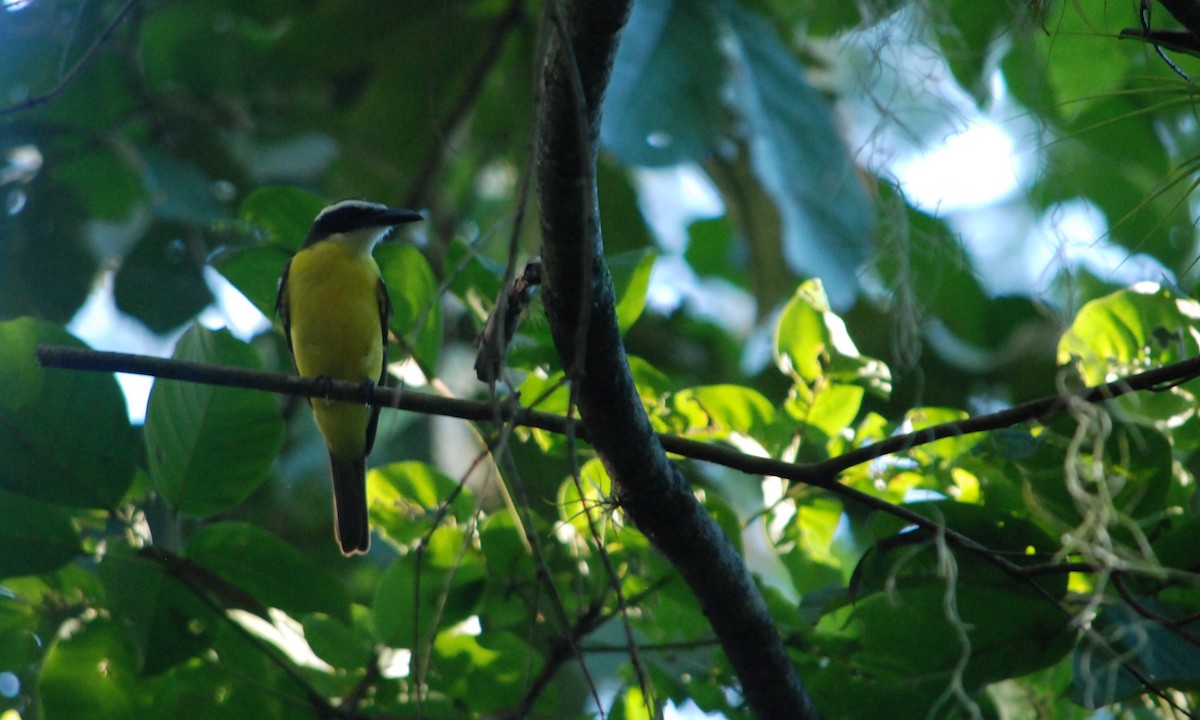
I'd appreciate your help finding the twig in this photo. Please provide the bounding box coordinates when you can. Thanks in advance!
[0,0,140,116]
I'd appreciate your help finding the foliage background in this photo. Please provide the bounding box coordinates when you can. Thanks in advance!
[4,0,1200,717]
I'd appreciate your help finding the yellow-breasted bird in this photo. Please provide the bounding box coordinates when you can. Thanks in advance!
[276,200,423,555]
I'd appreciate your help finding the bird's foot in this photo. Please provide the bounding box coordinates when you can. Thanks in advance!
[314,375,335,404]
[357,378,377,406]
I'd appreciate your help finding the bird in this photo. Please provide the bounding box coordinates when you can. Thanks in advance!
[276,200,423,555]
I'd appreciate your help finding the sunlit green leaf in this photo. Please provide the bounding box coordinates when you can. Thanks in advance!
[1058,284,1200,384]
[803,383,865,443]
[904,406,976,466]
[368,461,475,546]
[671,384,776,442]
[558,459,613,535]
[38,617,145,719]
[610,247,657,334]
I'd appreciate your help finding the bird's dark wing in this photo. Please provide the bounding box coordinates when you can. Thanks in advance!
[276,259,295,358]
[363,276,392,455]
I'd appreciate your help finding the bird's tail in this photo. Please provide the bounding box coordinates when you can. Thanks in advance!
[329,453,370,555]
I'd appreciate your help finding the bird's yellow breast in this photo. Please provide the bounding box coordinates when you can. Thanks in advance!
[284,240,385,457]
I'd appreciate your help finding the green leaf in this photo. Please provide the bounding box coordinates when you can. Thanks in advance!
[302,607,375,669]
[140,148,230,225]
[609,247,657,334]
[0,592,40,669]
[186,521,350,621]
[934,0,1019,105]
[558,459,613,535]
[376,242,442,371]
[38,617,146,719]
[1058,284,1200,385]
[478,511,535,579]
[721,3,874,308]
[670,384,776,442]
[432,632,544,714]
[99,546,219,676]
[873,186,1043,354]
[113,221,215,334]
[1036,95,1183,267]
[368,461,475,546]
[775,280,833,383]
[803,383,865,442]
[1152,516,1200,574]
[144,325,284,516]
[0,187,96,324]
[54,151,145,220]
[211,243,294,320]
[611,685,657,720]
[0,489,82,578]
[850,583,1071,692]
[685,215,745,287]
[861,501,1067,599]
[601,0,725,166]
[598,159,656,254]
[1014,420,1172,540]
[373,527,485,649]
[904,406,977,466]
[0,319,136,508]
[238,185,327,252]
[216,186,329,319]
[1069,599,1200,706]
[774,280,889,397]
[827,504,1072,711]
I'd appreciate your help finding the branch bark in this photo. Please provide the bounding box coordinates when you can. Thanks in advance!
[532,1,822,717]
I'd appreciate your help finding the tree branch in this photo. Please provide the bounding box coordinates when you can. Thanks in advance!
[0,0,140,116]
[38,343,1200,535]
[530,0,822,717]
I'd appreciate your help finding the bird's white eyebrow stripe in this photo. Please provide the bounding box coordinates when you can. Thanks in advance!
[305,200,423,245]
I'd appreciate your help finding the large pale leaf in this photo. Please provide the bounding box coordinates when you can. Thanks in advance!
[721,3,874,309]
[601,0,725,166]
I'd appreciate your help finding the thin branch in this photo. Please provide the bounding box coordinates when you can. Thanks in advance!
[36,343,1200,540]
[402,0,526,210]
[0,0,140,116]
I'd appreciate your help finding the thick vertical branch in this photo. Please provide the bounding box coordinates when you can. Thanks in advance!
[533,2,821,718]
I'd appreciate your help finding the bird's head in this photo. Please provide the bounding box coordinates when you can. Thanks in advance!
[304,200,424,252]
